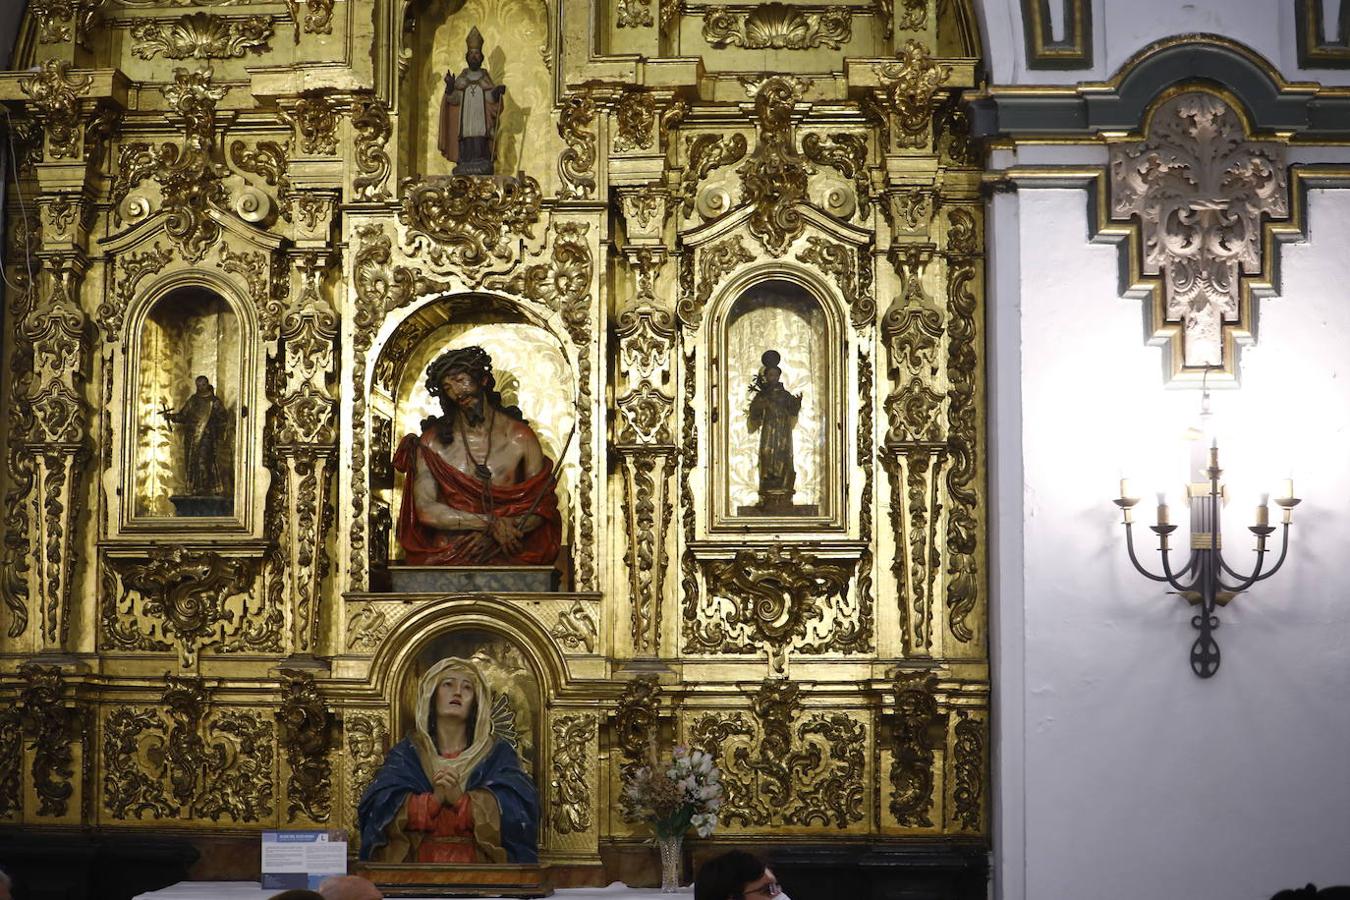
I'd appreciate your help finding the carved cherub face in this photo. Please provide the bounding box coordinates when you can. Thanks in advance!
[434,671,476,722]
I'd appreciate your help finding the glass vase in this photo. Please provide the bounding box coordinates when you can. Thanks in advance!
[657,832,684,892]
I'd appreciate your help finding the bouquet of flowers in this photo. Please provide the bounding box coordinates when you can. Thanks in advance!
[620,746,723,839]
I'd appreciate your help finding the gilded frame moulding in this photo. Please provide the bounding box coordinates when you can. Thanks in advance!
[1020,0,1093,70]
[1295,0,1350,68]
[701,3,853,51]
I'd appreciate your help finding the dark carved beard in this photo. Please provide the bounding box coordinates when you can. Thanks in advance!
[461,396,486,427]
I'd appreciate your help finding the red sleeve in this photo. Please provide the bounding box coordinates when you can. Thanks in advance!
[405,792,441,830]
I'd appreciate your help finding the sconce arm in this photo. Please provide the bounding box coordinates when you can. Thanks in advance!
[1250,522,1293,584]
[1216,547,1266,594]
[1124,523,1174,584]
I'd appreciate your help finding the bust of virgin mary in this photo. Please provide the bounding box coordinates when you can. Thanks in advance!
[358,657,539,863]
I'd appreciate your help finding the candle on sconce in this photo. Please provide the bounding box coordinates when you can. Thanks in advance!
[1280,478,1294,500]
[1156,492,1169,525]
[1256,493,1269,526]
[1119,477,1133,499]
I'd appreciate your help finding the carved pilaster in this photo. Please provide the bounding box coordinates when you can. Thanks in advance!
[887,671,943,827]
[17,664,80,819]
[276,670,334,822]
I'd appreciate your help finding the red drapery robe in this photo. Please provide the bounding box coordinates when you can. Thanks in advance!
[393,431,561,566]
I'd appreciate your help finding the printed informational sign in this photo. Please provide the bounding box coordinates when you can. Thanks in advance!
[260,830,349,891]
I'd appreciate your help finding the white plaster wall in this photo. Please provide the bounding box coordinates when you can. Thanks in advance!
[991,185,1350,900]
[977,0,1350,85]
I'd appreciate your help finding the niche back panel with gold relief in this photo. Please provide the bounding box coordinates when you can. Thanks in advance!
[0,0,990,885]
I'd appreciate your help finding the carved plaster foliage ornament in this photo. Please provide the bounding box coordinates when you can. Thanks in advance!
[102,676,275,822]
[616,0,654,28]
[401,175,543,280]
[888,672,942,826]
[951,709,984,831]
[802,131,871,217]
[615,675,662,770]
[1109,92,1288,373]
[868,40,951,151]
[284,0,335,37]
[277,671,334,822]
[550,714,597,835]
[131,13,274,59]
[739,76,810,255]
[680,132,747,218]
[681,235,753,328]
[703,3,852,50]
[690,680,865,828]
[286,96,341,155]
[558,92,598,200]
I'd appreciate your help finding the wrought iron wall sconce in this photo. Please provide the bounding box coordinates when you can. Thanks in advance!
[1114,396,1301,678]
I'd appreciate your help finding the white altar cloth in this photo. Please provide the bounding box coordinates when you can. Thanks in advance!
[135,882,692,900]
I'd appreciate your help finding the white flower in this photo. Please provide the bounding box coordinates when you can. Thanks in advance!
[707,796,721,812]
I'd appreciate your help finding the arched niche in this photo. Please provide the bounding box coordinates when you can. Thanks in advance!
[709,273,845,532]
[369,293,578,574]
[121,282,256,527]
[399,0,558,187]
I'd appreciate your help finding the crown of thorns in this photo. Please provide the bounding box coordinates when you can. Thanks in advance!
[425,346,494,397]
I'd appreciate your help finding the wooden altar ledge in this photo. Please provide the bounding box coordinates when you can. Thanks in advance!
[359,863,550,898]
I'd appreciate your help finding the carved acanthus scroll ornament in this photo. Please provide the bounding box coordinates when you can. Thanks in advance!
[690,680,865,828]
[558,93,598,200]
[18,665,78,817]
[703,4,852,50]
[277,671,334,822]
[131,13,274,59]
[868,41,951,150]
[1109,92,1288,372]
[29,0,106,45]
[615,676,662,768]
[614,89,656,153]
[352,98,393,201]
[399,175,542,281]
[739,76,810,255]
[18,59,93,161]
[680,133,748,217]
[550,714,597,835]
[888,672,943,826]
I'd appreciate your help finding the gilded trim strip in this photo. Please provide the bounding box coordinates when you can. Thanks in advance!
[1020,0,1092,70]
[1296,0,1350,69]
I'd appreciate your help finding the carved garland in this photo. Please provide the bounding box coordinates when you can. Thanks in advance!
[614,676,662,771]
[951,709,984,831]
[943,209,981,644]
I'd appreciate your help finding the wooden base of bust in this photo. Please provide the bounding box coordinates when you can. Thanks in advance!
[355,863,552,898]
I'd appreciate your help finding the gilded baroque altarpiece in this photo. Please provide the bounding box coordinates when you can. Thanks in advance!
[0,0,989,875]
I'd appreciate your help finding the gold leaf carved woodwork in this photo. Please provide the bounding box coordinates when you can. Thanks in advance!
[802,131,871,219]
[227,139,292,219]
[681,235,753,329]
[1109,92,1288,373]
[0,705,20,817]
[108,549,257,666]
[286,0,335,35]
[889,672,942,826]
[882,247,944,444]
[951,709,984,831]
[102,677,275,822]
[868,40,951,151]
[484,222,597,588]
[739,77,810,255]
[943,209,981,644]
[276,670,334,822]
[690,680,865,829]
[620,450,673,653]
[616,0,653,28]
[614,89,656,153]
[855,350,877,649]
[350,225,420,590]
[898,0,925,30]
[18,59,93,161]
[398,175,543,281]
[29,0,106,45]
[286,96,340,156]
[873,0,894,38]
[615,676,662,768]
[345,603,393,652]
[620,188,666,237]
[796,236,876,330]
[351,98,393,202]
[217,243,285,340]
[687,547,859,665]
[550,599,598,654]
[131,12,274,59]
[680,132,748,217]
[2,242,38,642]
[616,304,675,445]
[703,3,852,50]
[677,346,698,632]
[550,714,596,835]
[557,93,598,200]
[17,664,78,817]
[345,713,389,846]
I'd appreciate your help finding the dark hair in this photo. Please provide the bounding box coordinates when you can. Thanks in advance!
[268,891,325,900]
[694,850,766,900]
[420,346,525,443]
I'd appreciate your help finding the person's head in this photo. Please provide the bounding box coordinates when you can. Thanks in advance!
[432,668,477,729]
[0,865,12,900]
[416,657,496,757]
[195,375,212,394]
[694,850,784,900]
[426,345,495,420]
[267,891,324,900]
[318,874,383,900]
[465,26,485,70]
